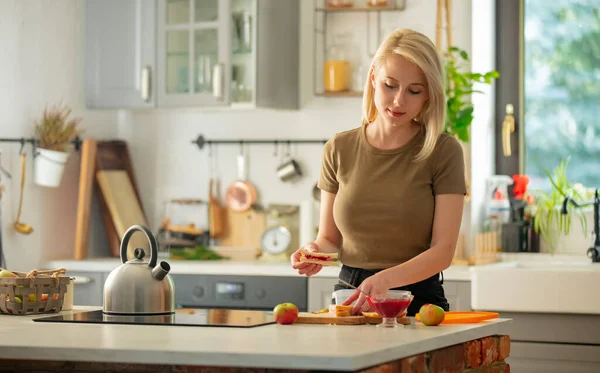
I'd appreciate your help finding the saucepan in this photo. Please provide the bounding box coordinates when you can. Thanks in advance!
[226,152,257,212]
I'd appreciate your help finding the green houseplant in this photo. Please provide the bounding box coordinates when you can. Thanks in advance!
[443,46,500,142]
[530,158,592,252]
[33,104,82,188]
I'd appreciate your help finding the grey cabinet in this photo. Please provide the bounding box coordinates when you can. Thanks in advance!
[84,0,299,110]
[70,271,106,307]
[84,0,157,109]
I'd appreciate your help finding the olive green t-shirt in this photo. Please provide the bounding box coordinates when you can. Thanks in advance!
[317,125,466,270]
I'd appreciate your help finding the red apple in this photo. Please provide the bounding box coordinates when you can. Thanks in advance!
[273,302,299,325]
[419,304,445,326]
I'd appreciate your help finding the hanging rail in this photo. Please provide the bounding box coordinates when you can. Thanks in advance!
[191,134,328,150]
[0,136,83,151]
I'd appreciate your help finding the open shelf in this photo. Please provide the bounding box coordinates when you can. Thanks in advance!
[315,91,363,97]
[316,6,405,12]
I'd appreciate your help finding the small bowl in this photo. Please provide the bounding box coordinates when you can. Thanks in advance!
[333,289,356,305]
[366,290,412,328]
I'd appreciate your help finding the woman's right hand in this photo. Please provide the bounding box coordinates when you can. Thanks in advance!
[290,242,323,277]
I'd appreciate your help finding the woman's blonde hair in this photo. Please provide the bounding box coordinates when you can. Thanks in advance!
[361,28,445,162]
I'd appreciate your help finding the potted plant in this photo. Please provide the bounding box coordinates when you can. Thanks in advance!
[33,104,82,187]
[442,46,499,202]
[528,158,593,253]
[443,46,500,142]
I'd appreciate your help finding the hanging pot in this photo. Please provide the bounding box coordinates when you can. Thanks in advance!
[225,153,257,212]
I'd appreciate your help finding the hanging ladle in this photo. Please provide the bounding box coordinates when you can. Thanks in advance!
[14,151,33,235]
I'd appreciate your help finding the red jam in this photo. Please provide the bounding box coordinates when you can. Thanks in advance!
[367,297,410,318]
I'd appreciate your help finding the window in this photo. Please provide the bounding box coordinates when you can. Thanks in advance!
[495,0,600,190]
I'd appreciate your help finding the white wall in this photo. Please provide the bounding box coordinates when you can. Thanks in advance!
[0,0,120,270]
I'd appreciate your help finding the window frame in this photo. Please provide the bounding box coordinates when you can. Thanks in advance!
[495,0,524,176]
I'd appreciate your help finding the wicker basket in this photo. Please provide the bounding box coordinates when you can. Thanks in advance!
[0,268,69,315]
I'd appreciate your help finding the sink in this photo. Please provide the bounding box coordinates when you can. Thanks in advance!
[471,261,600,315]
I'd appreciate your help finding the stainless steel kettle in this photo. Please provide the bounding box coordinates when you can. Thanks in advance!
[103,225,175,315]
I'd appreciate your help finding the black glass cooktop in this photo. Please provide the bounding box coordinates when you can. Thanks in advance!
[33,309,275,328]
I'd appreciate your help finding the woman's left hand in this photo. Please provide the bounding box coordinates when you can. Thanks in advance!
[341,273,391,315]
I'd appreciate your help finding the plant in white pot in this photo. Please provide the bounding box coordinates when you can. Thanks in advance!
[33,104,82,188]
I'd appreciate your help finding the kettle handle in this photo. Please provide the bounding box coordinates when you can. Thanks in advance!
[120,225,159,268]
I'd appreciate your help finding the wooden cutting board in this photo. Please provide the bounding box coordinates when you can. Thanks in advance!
[96,170,150,259]
[218,207,265,252]
[295,313,411,326]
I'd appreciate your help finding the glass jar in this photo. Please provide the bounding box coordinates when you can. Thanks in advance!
[324,33,352,92]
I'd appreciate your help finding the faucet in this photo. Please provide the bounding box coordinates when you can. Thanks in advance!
[562,189,600,263]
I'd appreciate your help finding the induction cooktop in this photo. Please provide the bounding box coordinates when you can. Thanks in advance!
[33,309,275,328]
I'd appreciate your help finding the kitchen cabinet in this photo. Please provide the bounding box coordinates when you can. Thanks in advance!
[444,280,472,311]
[499,312,600,372]
[70,271,107,307]
[307,277,337,311]
[84,0,300,110]
[84,0,156,109]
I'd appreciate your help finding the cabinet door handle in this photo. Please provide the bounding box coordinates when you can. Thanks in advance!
[212,63,224,101]
[73,276,94,285]
[140,66,152,102]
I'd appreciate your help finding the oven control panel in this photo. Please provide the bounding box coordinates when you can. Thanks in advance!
[171,274,308,311]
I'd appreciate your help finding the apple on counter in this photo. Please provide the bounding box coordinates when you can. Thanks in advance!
[273,303,299,325]
[418,304,445,326]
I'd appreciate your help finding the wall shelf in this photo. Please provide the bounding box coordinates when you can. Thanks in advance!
[313,0,406,97]
[315,91,363,97]
[315,6,406,12]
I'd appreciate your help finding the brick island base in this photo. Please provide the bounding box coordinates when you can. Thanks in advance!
[0,335,510,373]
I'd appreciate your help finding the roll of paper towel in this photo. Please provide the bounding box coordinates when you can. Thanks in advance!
[300,200,315,246]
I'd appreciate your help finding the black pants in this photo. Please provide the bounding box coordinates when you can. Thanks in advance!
[332,264,450,316]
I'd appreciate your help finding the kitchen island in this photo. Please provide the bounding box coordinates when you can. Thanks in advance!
[0,307,511,373]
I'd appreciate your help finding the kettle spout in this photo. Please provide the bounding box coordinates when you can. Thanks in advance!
[152,261,171,281]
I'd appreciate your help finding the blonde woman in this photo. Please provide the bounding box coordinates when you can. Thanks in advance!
[291,29,466,316]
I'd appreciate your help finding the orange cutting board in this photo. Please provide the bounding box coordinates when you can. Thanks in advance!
[415,311,499,324]
[296,312,411,325]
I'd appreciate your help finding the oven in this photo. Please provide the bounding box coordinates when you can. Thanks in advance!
[171,274,308,312]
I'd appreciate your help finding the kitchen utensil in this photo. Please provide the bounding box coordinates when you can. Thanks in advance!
[225,153,257,212]
[415,311,500,324]
[295,312,411,325]
[14,152,33,235]
[103,225,175,315]
[209,179,224,237]
[0,149,11,180]
[96,170,149,258]
[366,290,413,328]
[337,279,370,297]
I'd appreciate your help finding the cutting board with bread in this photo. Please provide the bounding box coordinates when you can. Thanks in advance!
[295,305,410,325]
